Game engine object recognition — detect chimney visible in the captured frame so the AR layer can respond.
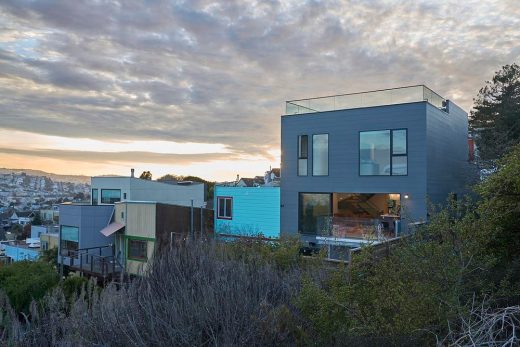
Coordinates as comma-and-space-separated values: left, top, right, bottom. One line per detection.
131, 168, 135, 178
236, 174, 239, 182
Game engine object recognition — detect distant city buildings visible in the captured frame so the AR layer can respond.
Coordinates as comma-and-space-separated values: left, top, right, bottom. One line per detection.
0, 171, 90, 212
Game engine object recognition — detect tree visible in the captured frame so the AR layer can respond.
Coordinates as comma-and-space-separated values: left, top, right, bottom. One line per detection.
157, 174, 215, 200
470, 63, 520, 162
475, 144, 520, 269
139, 171, 152, 180
31, 213, 42, 226
157, 173, 183, 182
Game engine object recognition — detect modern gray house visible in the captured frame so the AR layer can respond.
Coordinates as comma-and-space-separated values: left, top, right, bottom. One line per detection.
280, 85, 468, 247
58, 171, 206, 278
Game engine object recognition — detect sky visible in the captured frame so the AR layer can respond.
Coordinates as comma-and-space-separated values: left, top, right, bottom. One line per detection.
0, 0, 519, 181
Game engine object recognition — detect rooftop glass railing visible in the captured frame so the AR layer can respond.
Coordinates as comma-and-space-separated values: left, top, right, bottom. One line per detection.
285, 85, 446, 115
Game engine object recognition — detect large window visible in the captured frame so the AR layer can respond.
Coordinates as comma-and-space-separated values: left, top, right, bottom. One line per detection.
299, 193, 331, 235
217, 197, 232, 219
60, 225, 79, 256
313, 134, 329, 176
359, 129, 407, 176
101, 189, 121, 204
92, 188, 98, 205
128, 239, 147, 261
297, 135, 308, 176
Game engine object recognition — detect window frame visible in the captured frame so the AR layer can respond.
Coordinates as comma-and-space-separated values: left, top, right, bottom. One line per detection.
297, 135, 308, 176
127, 239, 148, 262
359, 128, 408, 177
60, 225, 79, 256
100, 189, 122, 204
216, 196, 233, 220
298, 192, 333, 235
92, 188, 98, 205
312, 133, 329, 177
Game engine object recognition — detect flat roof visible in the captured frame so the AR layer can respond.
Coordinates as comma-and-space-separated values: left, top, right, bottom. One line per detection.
285, 85, 446, 115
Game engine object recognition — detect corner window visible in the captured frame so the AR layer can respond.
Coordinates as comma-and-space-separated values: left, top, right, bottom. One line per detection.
101, 189, 121, 204
297, 135, 308, 176
299, 193, 331, 235
360, 129, 407, 176
313, 134, 328, 176
60, 225, 79, 256
128, 239, 147, 261
92, 189, 98, 205
217, 197, 232, 219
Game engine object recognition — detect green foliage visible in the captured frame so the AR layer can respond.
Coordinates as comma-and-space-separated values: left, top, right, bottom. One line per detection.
295, 196, 495, 344
40, 247, 58, 265
31, 213, 42, 226
475, 144, 520, 286
223, 236, 303, 270
61, 276, 88, 301
470, 63, 520, 161
0, 261, 59, 313
157, 173, 215, 199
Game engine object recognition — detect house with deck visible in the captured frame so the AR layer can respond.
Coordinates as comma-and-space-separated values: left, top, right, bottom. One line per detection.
102, 201, 213, 275
280, 85, 469, 254
58, 171, 206, 279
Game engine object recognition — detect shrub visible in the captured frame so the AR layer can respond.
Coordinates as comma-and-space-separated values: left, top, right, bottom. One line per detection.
0, 261, 59, 313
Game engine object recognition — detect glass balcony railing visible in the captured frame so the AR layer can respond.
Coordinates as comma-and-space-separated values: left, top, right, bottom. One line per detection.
285, 85, 446, 115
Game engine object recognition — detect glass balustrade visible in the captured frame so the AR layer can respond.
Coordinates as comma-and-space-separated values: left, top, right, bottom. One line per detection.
285, 85, 446, 115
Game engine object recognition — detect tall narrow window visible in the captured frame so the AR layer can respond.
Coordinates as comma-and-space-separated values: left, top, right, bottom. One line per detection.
299, 193, 331, 235
297, 135, 308, 176
92, 189, 98, 205
313, 134, 328, 176
391, 129, 407, 175
359, 129, 407, 176
60, 225, 79, 256
217, 197, 232, 219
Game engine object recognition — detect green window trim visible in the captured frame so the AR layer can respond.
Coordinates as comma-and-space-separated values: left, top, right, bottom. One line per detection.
124, 236, 155, 263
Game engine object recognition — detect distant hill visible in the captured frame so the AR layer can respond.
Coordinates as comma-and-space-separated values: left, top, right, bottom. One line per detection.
0, 168, 91, 184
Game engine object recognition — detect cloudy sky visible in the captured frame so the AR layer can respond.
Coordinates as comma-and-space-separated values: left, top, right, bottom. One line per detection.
0, 0, 519, 181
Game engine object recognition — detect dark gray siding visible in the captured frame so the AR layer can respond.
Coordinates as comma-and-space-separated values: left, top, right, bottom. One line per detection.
280, 102, 430, 236
59, 205, 114, 254
425, 101, 469, 204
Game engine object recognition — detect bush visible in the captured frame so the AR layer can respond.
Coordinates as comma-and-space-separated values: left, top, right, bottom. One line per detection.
0, 261, 59, 313
61, 276, 89, 301
0, 240, 305, 346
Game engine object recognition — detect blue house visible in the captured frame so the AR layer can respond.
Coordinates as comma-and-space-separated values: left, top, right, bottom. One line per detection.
3, 241, 40, 262
281, 85, 469, 248
214, 186, 280, 239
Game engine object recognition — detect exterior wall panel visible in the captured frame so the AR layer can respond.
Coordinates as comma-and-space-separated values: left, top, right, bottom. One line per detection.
426, 102, 469, 204
214, 186, 280, 238
281, 102, 429, 236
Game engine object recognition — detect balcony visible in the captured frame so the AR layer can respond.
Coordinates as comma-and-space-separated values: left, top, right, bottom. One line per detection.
285, 85, 446, 115
61, 245, 123, 279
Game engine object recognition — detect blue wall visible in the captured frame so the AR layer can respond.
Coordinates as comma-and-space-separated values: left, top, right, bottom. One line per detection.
4, 245, 39, 261
214, 186, 280, 239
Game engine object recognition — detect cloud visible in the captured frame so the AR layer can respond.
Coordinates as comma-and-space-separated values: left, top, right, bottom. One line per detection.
0, 0, 519, 178
0, 147, 233, 165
